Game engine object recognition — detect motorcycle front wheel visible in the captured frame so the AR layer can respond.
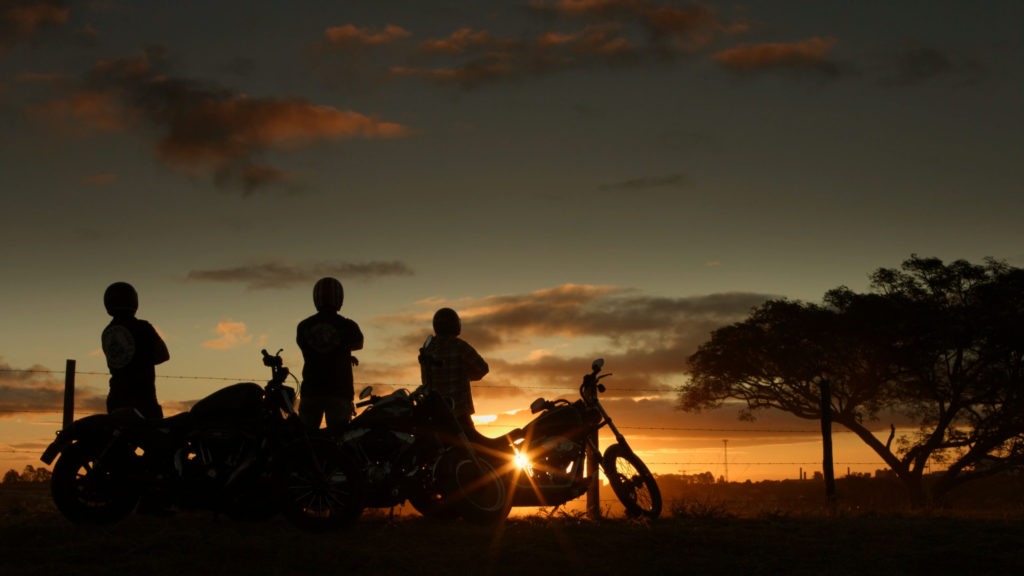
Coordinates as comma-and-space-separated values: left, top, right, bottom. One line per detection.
602, 443, 662, 519
51, 442, 140, 524
279, 438, 364, 532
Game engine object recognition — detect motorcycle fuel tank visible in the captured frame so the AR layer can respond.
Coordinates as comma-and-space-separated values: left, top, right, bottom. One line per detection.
189, 382, 265, 427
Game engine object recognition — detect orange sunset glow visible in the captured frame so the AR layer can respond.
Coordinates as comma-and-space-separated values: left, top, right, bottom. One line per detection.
1, 0, 1022, 497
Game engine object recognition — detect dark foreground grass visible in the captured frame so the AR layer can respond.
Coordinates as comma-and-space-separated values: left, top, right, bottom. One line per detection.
2, 485, 1023, 576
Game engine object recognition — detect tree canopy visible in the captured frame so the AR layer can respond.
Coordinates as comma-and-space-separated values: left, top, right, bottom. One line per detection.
679, 255, 1024, 504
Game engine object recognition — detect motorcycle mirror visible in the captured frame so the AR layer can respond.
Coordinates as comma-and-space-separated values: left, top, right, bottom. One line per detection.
530, 398, 546, 414
592, 358, 604, 372
359, 386, 373, 399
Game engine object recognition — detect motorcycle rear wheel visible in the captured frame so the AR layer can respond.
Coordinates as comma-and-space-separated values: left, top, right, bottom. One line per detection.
408, 489, 461, 521
51, 442, 140, 524
279, 439, 364, 532
602, 443, 662, 519
441, 448, 510, 524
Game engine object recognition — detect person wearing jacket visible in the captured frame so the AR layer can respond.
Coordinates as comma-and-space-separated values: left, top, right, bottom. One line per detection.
101, 281, 170, 420
419, 307, 489, 436
296, 276, 364, 433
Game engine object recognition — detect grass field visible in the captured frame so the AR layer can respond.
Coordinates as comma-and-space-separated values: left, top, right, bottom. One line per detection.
3, 482, 1024, 576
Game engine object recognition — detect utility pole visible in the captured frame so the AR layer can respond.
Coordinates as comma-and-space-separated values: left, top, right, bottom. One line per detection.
819, 377, 837, 508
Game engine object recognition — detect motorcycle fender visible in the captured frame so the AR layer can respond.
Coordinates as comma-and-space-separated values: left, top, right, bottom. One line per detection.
39, 414, 117, 465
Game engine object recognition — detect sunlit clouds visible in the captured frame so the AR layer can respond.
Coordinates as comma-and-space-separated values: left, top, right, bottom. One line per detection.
324, 24, 412, 47
31, 89, 127, 133
329, 1, 748, 89
31, 47, 411, 193
14, 0, 961, 198
712, 37, 840, 76
383, 283, 775, 399
202, 320, 257, 351
3, 0, 1020, 481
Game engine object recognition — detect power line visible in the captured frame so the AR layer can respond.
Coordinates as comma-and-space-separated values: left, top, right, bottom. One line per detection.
2, 368, 678, 393
645, 461, 883, 466
0, 408, 821, 435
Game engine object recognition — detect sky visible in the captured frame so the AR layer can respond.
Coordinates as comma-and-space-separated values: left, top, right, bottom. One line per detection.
1, 0, 1022, 483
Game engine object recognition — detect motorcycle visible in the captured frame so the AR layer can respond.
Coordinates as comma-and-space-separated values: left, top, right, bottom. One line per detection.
337, 375, 509, 524
40, 349, 363, 531
484, 358, 663, 519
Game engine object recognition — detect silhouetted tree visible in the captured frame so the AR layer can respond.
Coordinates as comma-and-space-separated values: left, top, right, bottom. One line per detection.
1, 466, 51, 484
21, 464, 51, 483
679, 255, 1024, 505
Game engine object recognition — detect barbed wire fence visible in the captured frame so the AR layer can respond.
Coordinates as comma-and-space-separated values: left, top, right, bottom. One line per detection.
0, 366, 884, 478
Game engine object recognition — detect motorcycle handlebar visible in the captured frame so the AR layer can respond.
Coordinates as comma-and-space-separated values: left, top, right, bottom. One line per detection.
261, 348, 284, 368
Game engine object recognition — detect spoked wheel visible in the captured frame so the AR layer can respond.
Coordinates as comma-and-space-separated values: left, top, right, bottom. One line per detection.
441, 448, 510, 525
602, 443, 662, 519
51, 442, 140, 524
279, 439, 364, 532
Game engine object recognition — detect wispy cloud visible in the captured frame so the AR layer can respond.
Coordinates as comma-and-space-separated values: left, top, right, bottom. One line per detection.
876, 46, 982, 87
187, 258, 415, 290
884, 47, 951, 85
32, 47, 412, 193
600, 173, 690, 192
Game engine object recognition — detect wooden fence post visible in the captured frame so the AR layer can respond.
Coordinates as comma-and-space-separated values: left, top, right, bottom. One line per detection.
63, 359, 76, 431
586, 429, 601, 519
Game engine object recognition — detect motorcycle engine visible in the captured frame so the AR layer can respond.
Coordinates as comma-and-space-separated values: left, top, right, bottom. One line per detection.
356, 429, 415, 489
530, 435, 582, 482
177, 427, 259, 485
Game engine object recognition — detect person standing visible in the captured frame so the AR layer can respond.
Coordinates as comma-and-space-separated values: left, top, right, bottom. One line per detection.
419, 307, 489, 435
296, 277, 364, 433
101, 281, 169, 419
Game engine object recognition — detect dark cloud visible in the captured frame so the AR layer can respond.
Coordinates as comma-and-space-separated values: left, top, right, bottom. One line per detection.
0, 358, 105, 418
600, 172, 690, 192
0, 0, 68, 57
33, 47, 411, 193
186, 258, 415, 290
470, 286, 769, 342
879, 47, 955, 86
